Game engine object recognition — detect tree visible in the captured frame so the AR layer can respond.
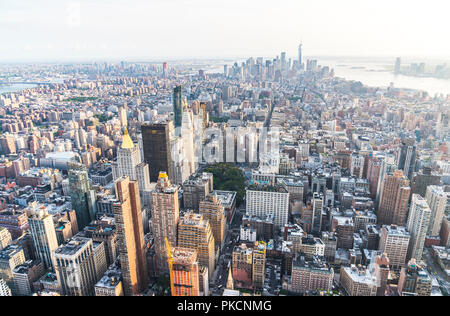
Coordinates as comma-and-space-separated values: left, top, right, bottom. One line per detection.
204, 163, 246, 206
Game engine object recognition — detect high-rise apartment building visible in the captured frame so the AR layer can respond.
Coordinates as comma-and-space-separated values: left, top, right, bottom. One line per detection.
0, 245, 26, 294
199, 195, 226, 250
246, 185, 289, 228
151, 172, 179, 275
68, 162, 96, 231
52, 236, 98, 296
168, 246, 200, 296
379, 225, 410, 269
26, 205, 58, 269
378, 170, 411, 226
411, 167, 441, 198
407, 194, 431, 261
0, 278, 11, 296
113, 177, 148, 296
0, 227, 12, 251
142, 122, 174, 182
177, 212, 215, 279
425, 185, 450, 237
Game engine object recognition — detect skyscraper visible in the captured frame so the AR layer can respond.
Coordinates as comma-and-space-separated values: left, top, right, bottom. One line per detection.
112, 129, 151, 207
142, 122, 174, 183
177, 212, 215, 279
68, 162, 96, 231
378, 170, 411, 226
173, 85, 183, 129
379, 225, 410, 269
425, 185, 450, 237
298, 43, 303, 69
113, 176, 148, 296
398, 139, 417, 180
407, 194, 431, 261
199, 195, 226, 250
26, 205, 58, 269
52, 237, 97, 296
167, 245, 200, 296
151, 172, 179, 275
394, 57, 401, 75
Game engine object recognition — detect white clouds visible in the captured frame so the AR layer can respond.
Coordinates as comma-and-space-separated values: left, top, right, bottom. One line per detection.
0, 0, 449, 61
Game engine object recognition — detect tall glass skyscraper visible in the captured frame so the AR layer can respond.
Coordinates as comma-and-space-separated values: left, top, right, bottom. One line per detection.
68, 162, 96, 231
173, 85, 183, 129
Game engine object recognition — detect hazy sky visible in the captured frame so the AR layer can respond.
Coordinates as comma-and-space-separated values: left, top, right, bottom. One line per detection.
1, 0, 449, 62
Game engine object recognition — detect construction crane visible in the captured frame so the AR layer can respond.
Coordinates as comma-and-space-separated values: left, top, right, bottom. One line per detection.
165, 237, 175, 296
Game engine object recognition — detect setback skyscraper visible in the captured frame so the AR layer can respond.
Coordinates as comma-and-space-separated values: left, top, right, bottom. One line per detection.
113, 176, 148, 296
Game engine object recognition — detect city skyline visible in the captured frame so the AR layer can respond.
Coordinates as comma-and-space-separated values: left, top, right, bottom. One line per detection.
1, 0, 450, 62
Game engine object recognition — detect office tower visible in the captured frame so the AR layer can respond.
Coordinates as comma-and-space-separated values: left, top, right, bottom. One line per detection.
0, 278, 11, 296
394, 57, 401, 74
321, 232, 337, 262
222, 86, 232, 101
83, 218, 118, 267
398, 259, 432, 296
232, 244, 253, 289
398, 139, 417, 180
312, 193, 323, 235
52, 236, 97, 296
0, 245, 26, 293
379, 225, 410, 269
411, 167, 441, 198
340, 265, 377, 296
118, 107, 127, 128
151, 172, 179, 275
252, 241, 266, 290
142, 122, 174, 182
407, 194, 431, 261
168, 246, 200, 296
178, 212, 215, 279
68, 163, 96, 231
199, 195, 226, 250
180, 108, 196, 178
378, 170, 411, 226
113, 177, 148, 296
173, 85, 183, 129
332, 216, 354, 249
183, 172, 214, 209
373, 253, 390, 296
425, 185, 450, 237
26, 207, 58, 269
291, 255, 334, 294
246, 185, 289, 228
375, 155, 397, 208
0, 227, 12, 250
12, 259, 44, 296
298, 43, 303, 69
112, 129, 152, 207
162, 62, 168, 78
